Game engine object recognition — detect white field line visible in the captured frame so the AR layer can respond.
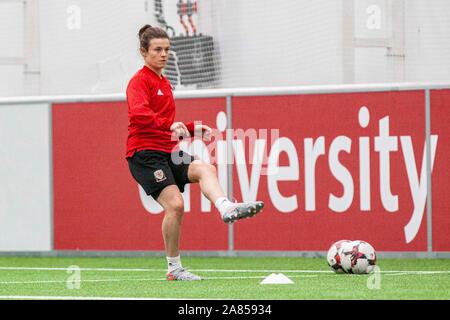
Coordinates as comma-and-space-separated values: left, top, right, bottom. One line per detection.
0, 270, 448, 286
0, 267, 327, 273
0, 266, 449, 274
0, 278, 166, 285
0, 296, 216, 300
0, 274, 317, 285
383, 271, 450, 276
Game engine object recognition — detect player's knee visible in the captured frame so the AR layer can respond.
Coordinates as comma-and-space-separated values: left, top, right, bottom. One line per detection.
206, 163, 216, 175
170, 198, 185, 216
190, 161, 216, 179
197, 162, 216, 175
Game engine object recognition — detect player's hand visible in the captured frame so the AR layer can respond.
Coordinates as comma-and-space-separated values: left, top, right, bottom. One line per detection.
170, 122, 190, 140
195, 124, 212, 141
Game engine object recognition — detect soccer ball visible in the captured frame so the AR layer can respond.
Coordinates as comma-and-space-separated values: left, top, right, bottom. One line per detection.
340, 240, 377, 274
327, 240, 351, 273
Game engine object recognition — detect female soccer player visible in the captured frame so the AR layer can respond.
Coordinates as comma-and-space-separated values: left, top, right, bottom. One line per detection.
126, 25, 264, 281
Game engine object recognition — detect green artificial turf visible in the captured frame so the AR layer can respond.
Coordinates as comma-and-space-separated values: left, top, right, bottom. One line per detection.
0, 256, 448, 300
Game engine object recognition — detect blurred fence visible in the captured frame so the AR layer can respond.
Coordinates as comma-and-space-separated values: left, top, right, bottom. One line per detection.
0, 0, 450, 96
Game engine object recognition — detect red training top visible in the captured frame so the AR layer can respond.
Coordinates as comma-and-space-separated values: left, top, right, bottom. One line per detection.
125, 65, 194, 158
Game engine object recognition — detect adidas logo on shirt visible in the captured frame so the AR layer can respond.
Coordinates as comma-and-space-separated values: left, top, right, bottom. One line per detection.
157, 89, 164, 96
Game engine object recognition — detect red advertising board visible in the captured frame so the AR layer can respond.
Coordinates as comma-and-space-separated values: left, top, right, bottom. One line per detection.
232, 91, 429, 251
53, 98, 228, 250
430, 89, 450, 251
52, 90, 449, 252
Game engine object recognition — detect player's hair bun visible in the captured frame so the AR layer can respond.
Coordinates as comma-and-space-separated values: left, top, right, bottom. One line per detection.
138, 24, 152, 39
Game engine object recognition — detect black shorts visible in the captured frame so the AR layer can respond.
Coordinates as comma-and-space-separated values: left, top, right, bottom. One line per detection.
127, 149, 195, 200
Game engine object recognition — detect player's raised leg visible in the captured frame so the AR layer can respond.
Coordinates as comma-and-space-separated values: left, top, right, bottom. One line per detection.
187, 160, 264, 223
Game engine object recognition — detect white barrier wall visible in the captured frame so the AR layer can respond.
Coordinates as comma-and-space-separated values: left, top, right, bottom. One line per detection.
0, 103, 52, 251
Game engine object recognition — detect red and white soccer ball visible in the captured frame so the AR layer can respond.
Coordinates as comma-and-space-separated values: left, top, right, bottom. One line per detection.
326, 240, 352, 274
340, 240, 377, 274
